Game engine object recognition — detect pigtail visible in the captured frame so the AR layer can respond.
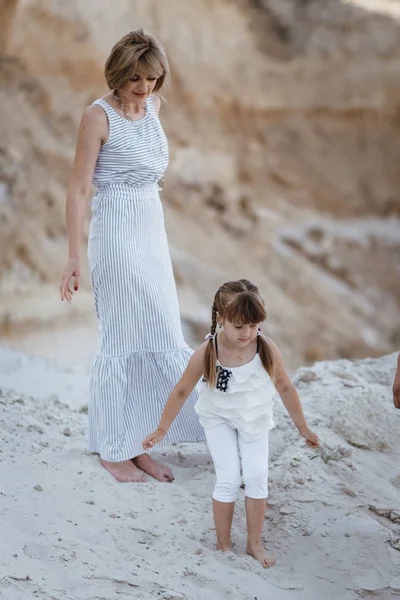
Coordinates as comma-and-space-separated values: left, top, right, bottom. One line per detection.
203, 300, 218, 387
257, 334, 275, 381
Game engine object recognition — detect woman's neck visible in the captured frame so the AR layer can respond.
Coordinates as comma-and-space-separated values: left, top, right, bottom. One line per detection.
113, 91, 144, 114
122, 100, 143, 113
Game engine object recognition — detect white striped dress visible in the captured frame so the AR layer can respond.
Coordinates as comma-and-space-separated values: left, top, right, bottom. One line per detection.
87, 96, 205, 462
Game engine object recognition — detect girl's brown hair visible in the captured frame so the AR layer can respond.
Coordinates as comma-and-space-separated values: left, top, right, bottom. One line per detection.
203, 279, 275, 387
104, 29, 169, 92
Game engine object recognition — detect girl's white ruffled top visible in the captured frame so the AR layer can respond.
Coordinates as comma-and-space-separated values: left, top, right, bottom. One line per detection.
195, 354, 276, 442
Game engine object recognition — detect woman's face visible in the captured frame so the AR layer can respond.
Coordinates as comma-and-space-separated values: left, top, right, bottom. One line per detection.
120, 71, 157, 105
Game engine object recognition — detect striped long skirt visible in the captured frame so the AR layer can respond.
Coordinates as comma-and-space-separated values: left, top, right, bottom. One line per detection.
87, 183, 205, 461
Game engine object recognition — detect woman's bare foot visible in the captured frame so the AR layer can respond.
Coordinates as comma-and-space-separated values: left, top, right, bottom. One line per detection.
100, 459, 147, 483
246, 543, 275, 568
133, 453, 174, 482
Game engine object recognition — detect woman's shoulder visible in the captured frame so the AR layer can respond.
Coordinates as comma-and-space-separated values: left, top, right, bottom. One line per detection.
87, 93, 117, 114
77, 103, 109, 145
82, 102, 109, 123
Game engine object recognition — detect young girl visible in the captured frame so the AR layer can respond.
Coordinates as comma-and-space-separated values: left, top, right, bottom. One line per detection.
143, 279, 319, 568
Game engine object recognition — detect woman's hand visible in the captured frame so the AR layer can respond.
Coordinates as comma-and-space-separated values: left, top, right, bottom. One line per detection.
60, 258, 81, 303
142, 428, 166, 450
298, 424, 319, 448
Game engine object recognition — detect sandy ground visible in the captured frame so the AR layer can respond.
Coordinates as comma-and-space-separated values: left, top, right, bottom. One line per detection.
0, 347, 399, 600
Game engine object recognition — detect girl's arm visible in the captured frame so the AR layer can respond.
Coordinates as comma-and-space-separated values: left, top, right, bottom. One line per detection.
142, 343, 207, 449
60, 105, 107, 302
268, 338, 319, 448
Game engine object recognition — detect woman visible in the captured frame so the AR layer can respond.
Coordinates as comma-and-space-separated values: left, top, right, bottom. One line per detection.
60, 29, 204, 482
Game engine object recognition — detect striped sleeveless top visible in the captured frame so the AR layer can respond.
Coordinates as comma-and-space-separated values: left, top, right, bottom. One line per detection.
91, 96, 169, 190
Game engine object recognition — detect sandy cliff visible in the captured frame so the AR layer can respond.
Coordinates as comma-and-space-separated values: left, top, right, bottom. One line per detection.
1, 0, 399, 369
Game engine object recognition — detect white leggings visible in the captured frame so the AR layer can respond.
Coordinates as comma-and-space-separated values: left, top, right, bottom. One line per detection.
205, 422, 269, 503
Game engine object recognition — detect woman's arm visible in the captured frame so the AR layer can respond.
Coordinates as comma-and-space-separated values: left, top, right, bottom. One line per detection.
267, 337, 319, 447
60, 105, 107, 302
143, 343, 206, 449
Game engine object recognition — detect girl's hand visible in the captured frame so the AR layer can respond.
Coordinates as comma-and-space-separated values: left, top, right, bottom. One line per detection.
393, 367, 400, 409
298, 424, 319, 448
60, 258, 81, 303
142, 428, 166, 450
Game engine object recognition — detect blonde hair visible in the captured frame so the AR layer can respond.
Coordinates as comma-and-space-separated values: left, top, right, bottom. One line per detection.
203, 279, 275, 387
104, 29, 169, 92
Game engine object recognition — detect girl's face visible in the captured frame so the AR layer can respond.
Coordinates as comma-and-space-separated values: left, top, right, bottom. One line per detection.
220, 319, 259, 347
120, 71, 157, 105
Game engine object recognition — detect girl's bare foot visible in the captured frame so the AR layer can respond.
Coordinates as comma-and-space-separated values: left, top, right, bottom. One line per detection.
133, 453, 174, 482
246, 543, 275, 568
216, 542, 233, 552
100, 459, 147, 482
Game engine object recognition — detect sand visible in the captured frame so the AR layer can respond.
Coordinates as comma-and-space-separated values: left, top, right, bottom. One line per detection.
0, 347, 399, 600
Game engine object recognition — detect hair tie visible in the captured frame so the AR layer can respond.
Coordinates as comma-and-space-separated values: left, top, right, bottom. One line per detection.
257, 327, 262, 337
205, 333, 214, 341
